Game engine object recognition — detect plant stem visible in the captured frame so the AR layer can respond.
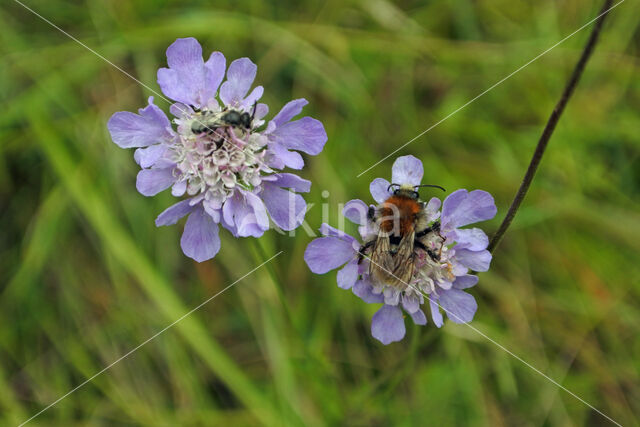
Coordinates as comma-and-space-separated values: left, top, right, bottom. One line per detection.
250, 238, 293, 317
488, 0, 614, 254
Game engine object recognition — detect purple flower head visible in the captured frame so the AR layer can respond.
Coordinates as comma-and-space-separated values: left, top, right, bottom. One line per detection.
304, 155, 496, 344
108, 38, 327, 262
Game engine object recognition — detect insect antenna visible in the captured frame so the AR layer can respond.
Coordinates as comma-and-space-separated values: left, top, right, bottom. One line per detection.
387, 183, 401, 192
413, 184, 446, 192
250, 101, 258, 121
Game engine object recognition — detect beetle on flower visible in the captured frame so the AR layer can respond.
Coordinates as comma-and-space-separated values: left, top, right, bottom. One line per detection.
304, 155, 496, 344
108, 38, 327, 262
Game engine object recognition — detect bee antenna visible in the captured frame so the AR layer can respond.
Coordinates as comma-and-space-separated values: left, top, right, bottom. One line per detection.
250, 101, 258, 120
387, 183, 401, 192
413, 184, 446, 192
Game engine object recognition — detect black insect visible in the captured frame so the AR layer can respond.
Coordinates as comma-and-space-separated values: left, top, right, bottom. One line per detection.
190, 103, 257, 135
190, 113, 217, 135
218, 109, 253, 129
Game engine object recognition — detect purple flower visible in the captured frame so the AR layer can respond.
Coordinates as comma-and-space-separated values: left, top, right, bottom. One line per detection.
108, 38, 327, 262
304, 155, 496, 344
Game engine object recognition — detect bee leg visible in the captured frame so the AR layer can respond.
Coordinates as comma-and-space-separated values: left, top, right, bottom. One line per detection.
416, 220, 441, 238
415, 228, 431, 238
427, 249, 440, 262
414, 240, 440, 262
358, 240, 375, 264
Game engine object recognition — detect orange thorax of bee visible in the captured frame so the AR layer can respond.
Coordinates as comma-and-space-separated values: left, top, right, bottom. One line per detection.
379, 195, 421, 235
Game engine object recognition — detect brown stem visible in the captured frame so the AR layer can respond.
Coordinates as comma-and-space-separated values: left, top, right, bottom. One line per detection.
488, 0, 614, 254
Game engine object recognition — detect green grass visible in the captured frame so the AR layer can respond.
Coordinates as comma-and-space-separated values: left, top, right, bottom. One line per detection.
1, 0, 639, 425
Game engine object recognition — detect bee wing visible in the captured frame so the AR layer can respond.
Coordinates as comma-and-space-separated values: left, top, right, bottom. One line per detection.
391, 230, 415, 287
369, 233, 396, 284
369, 230, 416, 288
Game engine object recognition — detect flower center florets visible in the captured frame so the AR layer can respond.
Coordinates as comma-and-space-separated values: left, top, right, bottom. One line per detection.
398, 231, 452, 294
169, 107, 270, 201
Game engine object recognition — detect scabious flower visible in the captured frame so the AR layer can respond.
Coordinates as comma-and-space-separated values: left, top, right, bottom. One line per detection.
304, 155, 496, 344
108, 38, 327, 261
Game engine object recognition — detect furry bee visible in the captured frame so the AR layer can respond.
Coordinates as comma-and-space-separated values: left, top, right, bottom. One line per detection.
190, 103, 257, 135
359, 183, 445, 288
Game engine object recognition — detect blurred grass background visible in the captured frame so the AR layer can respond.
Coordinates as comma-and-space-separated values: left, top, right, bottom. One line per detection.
1, 0, 639, 425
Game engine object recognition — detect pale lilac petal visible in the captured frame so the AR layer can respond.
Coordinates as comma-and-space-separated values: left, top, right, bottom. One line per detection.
441, 190, 466, 225
409, 308, 427, 326
270, 117, 327, 155
370, 178, 391, 203
247, 191, 270, 230
391, 155, 423, 186
337, 259, 359, 289
108, 97, 172, 148
455, 249, 492, 272
262, 173, 311, 192
170, 102, 194, 119
450, 260, 469, 277
449, 228, 489, 251
202, 199, 221, 222
371, 305, 406, 345
254, 103, 269, 121
319, 224, 359, 247
267, 143, 304, 170
429, 298, 443, 328
189, 194, 205, 206
220, 200, 238, 236
136, 168, 176, 196
165, 37, 201, 69
442, 189, 497, 230
155, 199, 196, 226
221, 191, 269, 238
180, 207, 221, 262
402, 294, 420, 313
153, 157, 176, 170
221, 193, 238, 235
157, 38, 211, 107
438, 289, 477, 324
171, 180, 187, 197
453, 275, 479, 289
437, 278, 454, 290
134, 144, 168, 168
357, 261, 368, 275
271, 99, 308, 128
219, 58, 257, 106
265, 121, 276, 134
352, 278, 384, 303
384, 288, 401, 306
425, 197, 442, 222
204, 51, 226, 96
304, 237, 356, 274
241, 86, 264, 109
240, 191, 270, 236
343, 199, 369, 225
260, 183, 306, 231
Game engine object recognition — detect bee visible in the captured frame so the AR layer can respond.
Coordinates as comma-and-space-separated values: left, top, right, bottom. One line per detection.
190, 103, 257, 135
358, 183, 445, 288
